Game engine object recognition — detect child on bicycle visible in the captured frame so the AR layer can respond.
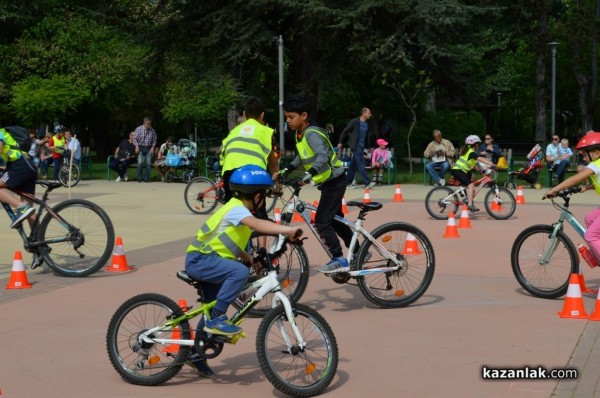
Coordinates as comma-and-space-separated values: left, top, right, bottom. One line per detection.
0, 127, 37, 228
184, 164, 299, 377
544, 131, 600, 260
450, 135, 496, 212
281, 93, 355, 274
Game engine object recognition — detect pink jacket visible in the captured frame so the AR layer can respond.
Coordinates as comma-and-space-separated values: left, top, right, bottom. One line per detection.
371, 148, 390, 165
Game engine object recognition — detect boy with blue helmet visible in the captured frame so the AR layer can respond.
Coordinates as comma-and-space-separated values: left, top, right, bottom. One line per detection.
184, 165, 299, 377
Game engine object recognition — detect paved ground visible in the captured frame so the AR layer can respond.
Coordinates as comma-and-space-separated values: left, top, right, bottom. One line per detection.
1, 180, 600, 397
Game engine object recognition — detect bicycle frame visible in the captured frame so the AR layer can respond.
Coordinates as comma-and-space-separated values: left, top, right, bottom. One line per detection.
137, 270, 305, 350
277, 186, 403, 277
538, 199, 586, 265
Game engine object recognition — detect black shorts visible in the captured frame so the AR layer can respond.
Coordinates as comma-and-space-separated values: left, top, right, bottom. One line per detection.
0, 157, 37, 195
450, 169, 473, 187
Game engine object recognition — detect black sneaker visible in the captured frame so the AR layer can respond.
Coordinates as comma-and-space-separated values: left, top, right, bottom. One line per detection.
31, 253, 44, 270
186, 355, 214, 378
467, 204, 480, 212
11, 204, 34, 228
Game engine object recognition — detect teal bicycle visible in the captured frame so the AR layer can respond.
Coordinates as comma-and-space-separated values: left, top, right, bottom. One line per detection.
106, 231, 338, 397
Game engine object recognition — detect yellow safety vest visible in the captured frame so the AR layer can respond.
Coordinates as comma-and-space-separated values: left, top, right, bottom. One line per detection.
220, 119, 273, 173
0, 129, 23, 163
295, 128, 342, 184
52, 135, 66, 154
452, 148, 476, 172
589, 158, 600, 196
186, 198, 252, 259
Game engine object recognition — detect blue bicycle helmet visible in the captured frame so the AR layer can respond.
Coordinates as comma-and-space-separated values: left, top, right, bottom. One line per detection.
229, 165, 273, 194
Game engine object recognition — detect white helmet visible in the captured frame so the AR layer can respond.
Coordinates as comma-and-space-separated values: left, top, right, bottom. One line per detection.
465, 135, 481, 145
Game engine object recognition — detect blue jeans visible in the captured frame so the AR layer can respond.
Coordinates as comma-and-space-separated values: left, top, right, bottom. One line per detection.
137, 147, 152, 181
184, 252, 249, 314
52, 157, 63, 180
425, 160, 450, 182
346, 148, 371, 186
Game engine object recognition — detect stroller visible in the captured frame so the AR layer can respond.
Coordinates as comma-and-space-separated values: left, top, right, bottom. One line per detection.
164, 138, 200, 183
505, 144, 544, 189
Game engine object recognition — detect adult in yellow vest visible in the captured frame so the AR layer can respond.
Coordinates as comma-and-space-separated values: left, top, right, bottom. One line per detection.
545, 131, 600, 260
0, 127, 37, 229
184, 165, 300, 376
219, 97, 279, 219
48, 127, 66, 181
282, 94, 354, 274
450, 135, 496, 212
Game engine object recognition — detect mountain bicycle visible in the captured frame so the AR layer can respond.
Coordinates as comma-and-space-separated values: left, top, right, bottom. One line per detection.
424, 169, 516, 220
58, 150, 81, 187
2, 180, 115, 277
511, 186, 589, 299
271, 176, 435, 308
106, 231, 339, 397
183, 170, 278, 215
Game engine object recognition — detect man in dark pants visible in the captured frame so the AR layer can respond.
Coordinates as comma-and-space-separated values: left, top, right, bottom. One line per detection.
282, 94, 355, 273
338, 107, 376, 189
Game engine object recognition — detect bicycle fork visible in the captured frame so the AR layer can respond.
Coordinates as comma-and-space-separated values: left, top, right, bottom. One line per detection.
538, 222, 564, 265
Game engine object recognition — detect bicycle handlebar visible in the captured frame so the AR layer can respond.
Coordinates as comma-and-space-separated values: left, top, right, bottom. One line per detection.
557, 185, 582, 198
252, 229, 304, 269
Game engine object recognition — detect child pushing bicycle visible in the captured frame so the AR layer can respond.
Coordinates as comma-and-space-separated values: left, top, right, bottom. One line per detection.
544, 131, 600, 261
184, 164, 299, 377
450, 135, 497, 212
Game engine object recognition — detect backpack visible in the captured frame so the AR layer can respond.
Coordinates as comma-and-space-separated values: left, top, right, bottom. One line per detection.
1, 126, 31, 153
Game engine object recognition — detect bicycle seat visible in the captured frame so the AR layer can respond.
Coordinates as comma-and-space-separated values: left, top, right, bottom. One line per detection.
36, 180, 64, 191
346, 201, 383, 212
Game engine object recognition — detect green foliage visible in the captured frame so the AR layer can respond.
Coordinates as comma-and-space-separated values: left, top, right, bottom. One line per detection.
11, 75, 91, 124
414, 110, 486, 147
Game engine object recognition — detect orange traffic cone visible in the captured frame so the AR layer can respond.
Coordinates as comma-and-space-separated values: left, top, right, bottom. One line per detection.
362, 188, 371, 204
287, 197, 303, 222
310, 201, 319, 223
578, 265, 598, 294
401, 233, 422, 254
273, 207, 281, 224
443, 212, 460, 238
515, 186, 525, 204
106, 237, 133, 272
557, 273, 589, 319
341, 196, 349, 214
490, 197, 502, 212
163, 300, 192, 353
457, 204, 472, 229
5, 251, 32, 289
393, 184, 404, 202
588, 288, 600, 321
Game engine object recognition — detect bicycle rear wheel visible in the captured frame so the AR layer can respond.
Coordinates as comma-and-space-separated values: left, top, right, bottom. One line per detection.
424, 186, 459, 220
184, 176, 221, 214
511, 225, 577, 299
256, 304, 338, 397
106, 293, 191, 386
484, 187, 516, 220
59, 163, 81, 187
233, 232, 310, 317
355, 222, 435, 308
38, 199, 114, 277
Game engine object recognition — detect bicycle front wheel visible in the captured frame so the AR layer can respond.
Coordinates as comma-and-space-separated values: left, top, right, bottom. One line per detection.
59, 163, 81, 187
511, 225, 577, 299
38, 199, 114, 277
233, 232, 310, 317
356, 222, 435, 308
184, 177, 220, 214
424, 186, 459, 220
256, 303, 338, 397
484, 187, 516, 220
106, 293, 191, 386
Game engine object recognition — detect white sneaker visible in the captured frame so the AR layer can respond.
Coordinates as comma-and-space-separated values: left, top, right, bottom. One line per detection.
438, 179, 445, 186
115, 176, 121, 182
366, 181, 376, 189
124, 175, 128, 181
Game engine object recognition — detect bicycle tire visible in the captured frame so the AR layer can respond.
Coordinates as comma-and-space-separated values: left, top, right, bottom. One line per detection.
355, 222, 435, 308
256, 303, 338, 397
58, 163, 81, 187
424, 186, 459, 220
106, 293, 191, 386
484, 187, 516, 220
511, 225, 577, 299
232, 232, 310, 317
184, 176, 221, 214
38, 199, 115, 277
